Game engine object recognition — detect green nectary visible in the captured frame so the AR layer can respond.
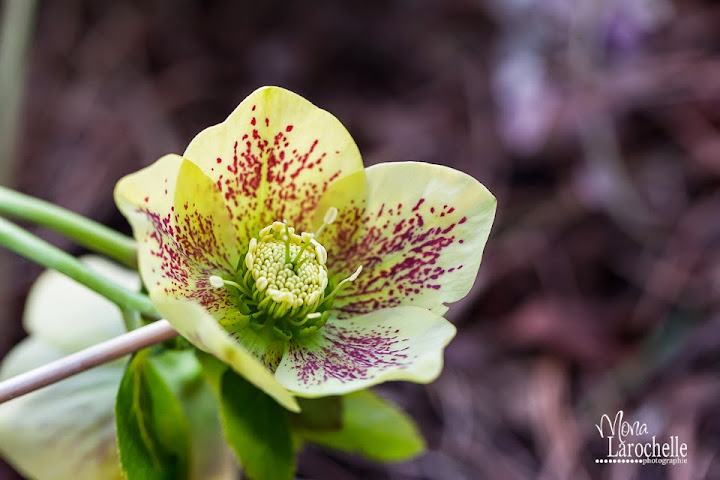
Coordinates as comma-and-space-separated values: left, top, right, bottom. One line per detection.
211, 218, 361, 341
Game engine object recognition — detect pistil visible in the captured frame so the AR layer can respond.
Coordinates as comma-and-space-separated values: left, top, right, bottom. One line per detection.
208, 209, 360, 341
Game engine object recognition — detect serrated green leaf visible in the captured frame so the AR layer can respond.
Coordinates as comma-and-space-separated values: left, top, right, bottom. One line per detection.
299, 390, 426, 462
290, 396, 342, 431
116, 349, 191, 480
219, 369, 294, 480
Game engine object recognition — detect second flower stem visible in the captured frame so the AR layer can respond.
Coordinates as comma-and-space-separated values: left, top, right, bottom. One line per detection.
0, 319, 178, 404
0, 216, 157, 317
0, 186, 137, 268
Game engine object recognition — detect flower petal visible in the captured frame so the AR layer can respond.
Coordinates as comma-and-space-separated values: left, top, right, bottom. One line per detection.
183, 86, 365, 241
226, 325, 287, 372
117, 131, 295, 406
115, 155, 241, 320
274, 306, 456, 396
328, 161, 496, 317
311, 169, 368, 252
151, 296, 299, 412
0, 337, 125, 480
23, 255, 135, 352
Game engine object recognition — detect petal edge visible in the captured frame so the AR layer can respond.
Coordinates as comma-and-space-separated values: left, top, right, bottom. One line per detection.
151, 296, 300, 412
274, 306, 456, 397
330, 161, 496, 316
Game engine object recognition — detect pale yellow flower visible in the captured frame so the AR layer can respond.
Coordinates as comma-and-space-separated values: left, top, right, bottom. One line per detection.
115, 87, 496, 411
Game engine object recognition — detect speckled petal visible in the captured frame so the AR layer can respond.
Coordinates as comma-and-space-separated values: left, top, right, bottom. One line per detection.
328, 162, 496, 317
183, 86, 365, 242
115, 155, 288, 403
152, 296, 299, 412
115, 155, 243, 323
0, 337, 125, 480
225, 325, 287, 372
310, 169, 368, 251
274, 306, 456, 396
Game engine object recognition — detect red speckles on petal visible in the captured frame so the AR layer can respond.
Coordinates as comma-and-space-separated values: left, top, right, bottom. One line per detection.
136, 202, 235, 316
211, 122, 345, 237
330, 200, 467, 316
216, 157, 222, 164
251, 117, 256, 126
286, 323, 413, 387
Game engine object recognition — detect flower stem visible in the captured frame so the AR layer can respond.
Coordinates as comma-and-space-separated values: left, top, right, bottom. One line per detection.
0, 216, 156, 316
0, 0, 38, 185
0, 319, 178, 404
121, 309, 143, 332
0, 186, 137, 268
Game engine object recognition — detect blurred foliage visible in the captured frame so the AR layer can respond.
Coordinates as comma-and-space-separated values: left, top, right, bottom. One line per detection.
3, 0, 720, 478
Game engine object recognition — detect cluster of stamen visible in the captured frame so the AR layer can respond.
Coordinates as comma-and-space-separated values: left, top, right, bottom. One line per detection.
247, 221, 328, 316
209, 208, 361, 341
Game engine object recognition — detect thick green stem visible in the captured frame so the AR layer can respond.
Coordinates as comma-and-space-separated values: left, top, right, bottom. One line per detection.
0, 216, 156, 316
121, 309, 143, 332
0, 186, 137, 268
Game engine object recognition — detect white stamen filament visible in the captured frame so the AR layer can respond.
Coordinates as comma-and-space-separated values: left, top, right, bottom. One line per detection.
311, 239, 327, 265
245, 238, 257, 269
327, 265, 362, 299
315, 206, 338, 238
324, 207, 338, 224
255, 276, 269, 291
307, 290, 320, 305
209, 275, 243, 291
283, 221, 291, 264
287, 311, 322, 327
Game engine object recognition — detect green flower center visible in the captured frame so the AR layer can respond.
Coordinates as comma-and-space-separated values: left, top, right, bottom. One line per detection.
209, 210, 361, 341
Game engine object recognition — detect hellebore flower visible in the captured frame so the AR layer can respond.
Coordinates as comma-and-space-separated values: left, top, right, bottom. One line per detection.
0, 256, 235, 480
115, 86, 496, 411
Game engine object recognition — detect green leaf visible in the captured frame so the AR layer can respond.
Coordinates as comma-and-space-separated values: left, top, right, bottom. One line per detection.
154, 348, 237, 480
299, 390, 426, 462
115, 349, 192, 480
290, 396, 342, 431
219, 369, 294, 480
148, 348, 203, 392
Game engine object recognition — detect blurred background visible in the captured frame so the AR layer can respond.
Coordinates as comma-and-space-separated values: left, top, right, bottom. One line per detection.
1, 0, 719, 478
